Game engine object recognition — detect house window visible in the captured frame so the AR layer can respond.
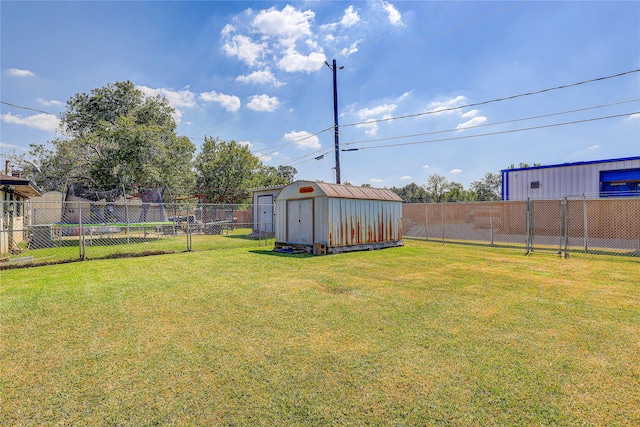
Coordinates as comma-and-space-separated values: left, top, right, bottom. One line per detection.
530, 181, 540, 189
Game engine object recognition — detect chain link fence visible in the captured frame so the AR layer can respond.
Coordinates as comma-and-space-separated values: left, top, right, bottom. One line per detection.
403, 198, 640, 257
3, 197, 639, 267
1, 200, 275, 268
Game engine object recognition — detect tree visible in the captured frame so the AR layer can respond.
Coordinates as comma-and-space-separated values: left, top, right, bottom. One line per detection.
507, 162, 542, 169
423, 174, 449, 202
251, 164, 298, 189
194, 137, 260, 203
469, 172, 502, 201
390, 182, 428, 203
443, 181, 471, 202
30, 81, 195, 192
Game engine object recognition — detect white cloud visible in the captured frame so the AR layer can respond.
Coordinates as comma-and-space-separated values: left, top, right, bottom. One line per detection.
5, 68, 35, 77
426, 96, 467, 115
221, 24, 235, 37
461, 109, 480, 118
1, 112, 59, 132
354, 103, 398, 136
256, 152, 273, 162
456, 116, 487, 129
284, 130, 321, 149
137, 85, 196, 122
247, 94, 280, 112
200, 90, 241, 112
355, 119, 379, 136
278, 49, 326, 72
37, 98, 64, 107
382, 2, 403, 25
369, 178, 383, 183
137, 85, 196, 108
340, 41, 360, 57
422, 164, 430, 169
236, 69, 283, 87
340, 5, 360, 27
449, 169, 463, 175
628, 113, 640, 120
221, 33, 267, 67
586, 145, 600, 151
400, 175, 411, 180
253, 5, 314, 44
357, 103, 397, 119
0, 141, 28, 152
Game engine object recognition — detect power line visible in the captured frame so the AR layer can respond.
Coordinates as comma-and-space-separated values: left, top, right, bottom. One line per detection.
341, 99, 640, 147
0, 101, 61, 117
339, 69, 640, 129
342, 111, 639, 152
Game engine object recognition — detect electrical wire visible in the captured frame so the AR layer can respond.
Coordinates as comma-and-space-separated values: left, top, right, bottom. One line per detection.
341, 99, 640, 147
342, 111, 639, 152
339, 69, 640, 129
0, 101, 61, 117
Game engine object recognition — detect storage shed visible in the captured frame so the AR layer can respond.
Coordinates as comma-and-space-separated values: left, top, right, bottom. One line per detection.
274, 181, 403, 254
501, 156, 640, 200
250, 185, 283, 235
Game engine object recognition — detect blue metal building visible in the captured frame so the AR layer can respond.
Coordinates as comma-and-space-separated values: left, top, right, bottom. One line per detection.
501, 156, 640, 200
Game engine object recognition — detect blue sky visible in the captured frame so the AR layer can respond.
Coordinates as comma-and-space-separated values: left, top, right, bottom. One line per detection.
1, 1, 639, 188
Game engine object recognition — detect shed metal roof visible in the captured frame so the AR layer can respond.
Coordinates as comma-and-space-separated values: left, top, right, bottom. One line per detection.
315, 182, 401, 201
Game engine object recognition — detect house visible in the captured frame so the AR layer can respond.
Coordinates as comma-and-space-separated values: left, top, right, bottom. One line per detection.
501, 156, 640, 200
274, 181, 403, 254
1, 174, 43, 254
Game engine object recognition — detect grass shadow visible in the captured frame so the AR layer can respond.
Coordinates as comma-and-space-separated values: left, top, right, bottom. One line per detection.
248, 249, 314, 258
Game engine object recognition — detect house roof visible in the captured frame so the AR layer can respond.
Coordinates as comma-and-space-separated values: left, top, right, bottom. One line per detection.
0, 175, 43, 198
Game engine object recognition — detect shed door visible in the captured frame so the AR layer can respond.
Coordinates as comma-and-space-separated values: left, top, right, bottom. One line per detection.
287, 198, 313, 245
257, 195, 274, 232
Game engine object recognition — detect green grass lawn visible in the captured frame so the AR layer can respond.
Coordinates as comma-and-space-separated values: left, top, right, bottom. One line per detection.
1, 241, 638, 426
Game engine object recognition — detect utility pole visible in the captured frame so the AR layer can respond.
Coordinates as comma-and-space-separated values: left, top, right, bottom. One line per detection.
325, 59, 344, 184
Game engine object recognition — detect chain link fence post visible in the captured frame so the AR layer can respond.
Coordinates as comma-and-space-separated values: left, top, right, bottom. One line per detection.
525, 198, 531, 255
583, 195, 588, 252
564, 196, 570, 259
441, 201, 445, 245
489, 200, 494, 246
79, 201, 86, 260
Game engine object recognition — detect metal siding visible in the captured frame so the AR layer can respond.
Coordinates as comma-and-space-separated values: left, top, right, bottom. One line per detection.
324, 197, 402, 248
274, 199, 287, 242
314, 196, 328, 246
504, 159, 640, 200
287, 198, 313, 244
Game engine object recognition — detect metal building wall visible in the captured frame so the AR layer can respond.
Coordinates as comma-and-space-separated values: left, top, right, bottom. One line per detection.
502, 157, 640, 200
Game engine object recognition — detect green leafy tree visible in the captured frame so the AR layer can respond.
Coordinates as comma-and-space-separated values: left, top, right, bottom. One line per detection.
252, 165, 298, 188
390, 182, 429, 203
469, 172, 502, 201
30, 81, 195, 193
194, 137, 260, 203
194, 137, 298, 202
443, 181, 472, 202
423, 174, 449, 202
